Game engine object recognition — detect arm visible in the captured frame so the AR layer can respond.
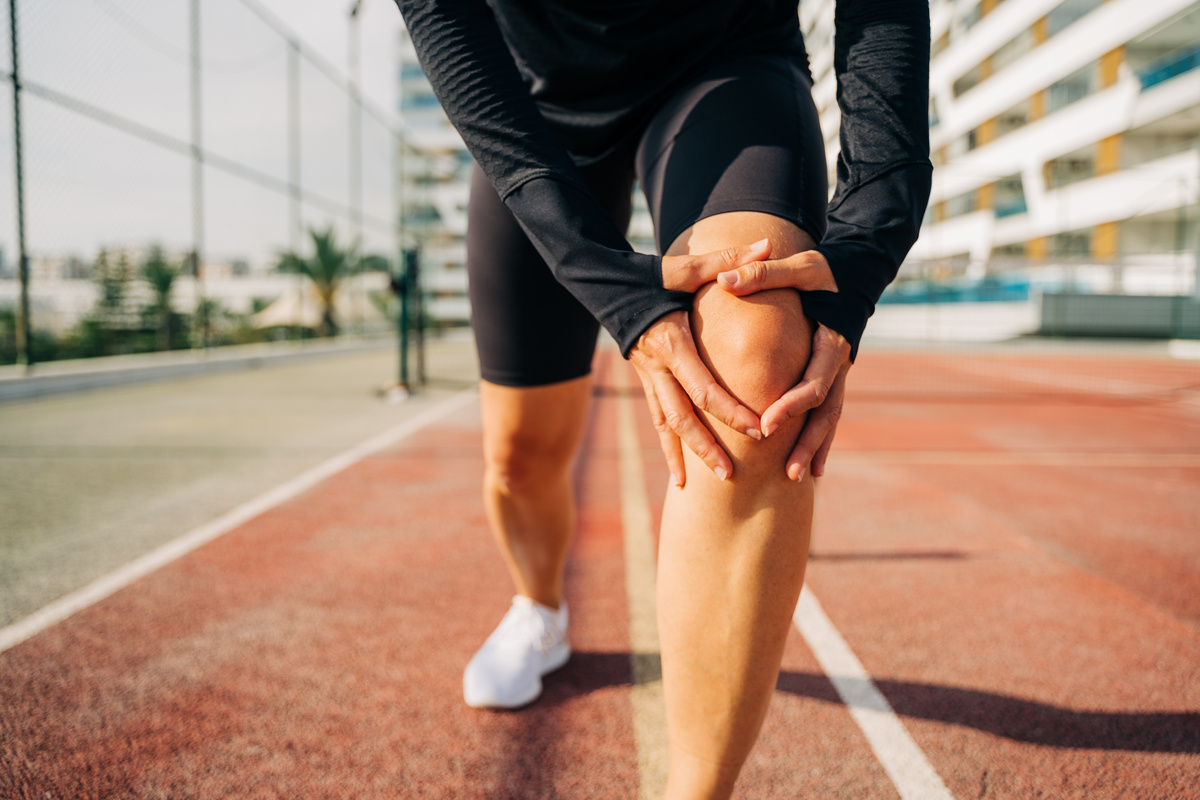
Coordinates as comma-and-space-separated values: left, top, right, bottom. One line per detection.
716, 0, 933, 478
803, 0, 933, 363
393, 0, 764, 479
395, 0, 690, 355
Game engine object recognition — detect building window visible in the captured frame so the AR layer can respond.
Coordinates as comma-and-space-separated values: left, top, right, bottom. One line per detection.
953, 63, 985, 97
1048, 229, 1091, 257
993, 242, 1027, 259
947, 129, 977, 159
1045, 145, 1096, 189
401, 93, 442, 111
945, 190, 978, 219
1046, 0, 1104, 37
994, 174, 1027, 217
1046, 62, 1097, 113
993, 27, 1036, 72
995, 98, 1032, 138
403, 205, 440, 226
962, 4, 983, 31
932, 31, 951, 59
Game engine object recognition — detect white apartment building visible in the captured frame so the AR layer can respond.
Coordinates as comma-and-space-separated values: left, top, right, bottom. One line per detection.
802, 0, 1200, 294
397, 27, 473, 325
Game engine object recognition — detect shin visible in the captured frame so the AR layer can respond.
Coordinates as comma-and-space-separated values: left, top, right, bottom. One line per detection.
658, 213, 816, 799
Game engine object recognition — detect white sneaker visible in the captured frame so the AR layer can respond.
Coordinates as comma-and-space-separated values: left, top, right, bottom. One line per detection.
463, 595, 570, 709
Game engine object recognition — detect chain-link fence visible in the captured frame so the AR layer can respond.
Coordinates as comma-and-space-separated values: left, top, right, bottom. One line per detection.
0, 0, 406, 366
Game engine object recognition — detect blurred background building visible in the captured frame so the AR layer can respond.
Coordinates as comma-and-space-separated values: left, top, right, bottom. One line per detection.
396, 26, 470, 326
803, 0, 1200, 342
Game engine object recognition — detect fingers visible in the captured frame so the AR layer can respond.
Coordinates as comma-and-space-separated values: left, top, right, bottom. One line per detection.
629, 311, 763, 480
660, 237, 772, 292
650, 365, 733, 481
786, 386, 844, 481
760, 331, 846, 437
759, 324, 852, 481
716, 249, 838, 296
810, 416, 839, 478
670, 346, 763, 445
635, 366, 686, 487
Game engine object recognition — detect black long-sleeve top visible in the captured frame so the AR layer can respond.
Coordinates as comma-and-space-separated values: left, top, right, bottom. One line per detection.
393, 0, 932, 360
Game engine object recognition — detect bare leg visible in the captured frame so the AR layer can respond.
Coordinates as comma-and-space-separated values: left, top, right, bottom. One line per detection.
479, 376, 593, 610
659, 213, 817, 799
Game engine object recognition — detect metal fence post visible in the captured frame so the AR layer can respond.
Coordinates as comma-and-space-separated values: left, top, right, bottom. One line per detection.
413, 250, 425, 386
396, 247, 415, 389
9, 0, 30, 370
348, 1, 364, 336
190, 0, 207, 350
288, 38, 304, 340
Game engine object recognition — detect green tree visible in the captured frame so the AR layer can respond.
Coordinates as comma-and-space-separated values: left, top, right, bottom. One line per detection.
141, 245, 179, 351
76, 248, 136, 356
191, 296, 225, 348
94, 248, 130, 323
277, 227, 385, 337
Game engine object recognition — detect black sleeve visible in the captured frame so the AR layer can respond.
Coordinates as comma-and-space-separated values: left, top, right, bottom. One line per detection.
805, 0, 933, 361
393, 0, 692, 356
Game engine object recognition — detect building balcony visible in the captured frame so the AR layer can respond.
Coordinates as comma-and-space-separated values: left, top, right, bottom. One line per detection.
1139, 41, 1200, 89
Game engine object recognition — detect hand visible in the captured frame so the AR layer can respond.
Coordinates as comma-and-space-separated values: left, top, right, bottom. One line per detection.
629, 238, 774, 487
716, 249, 852, 481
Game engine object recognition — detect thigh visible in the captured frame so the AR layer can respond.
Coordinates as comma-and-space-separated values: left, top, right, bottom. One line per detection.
466, 161, 634, 388
635, 52, 828, 255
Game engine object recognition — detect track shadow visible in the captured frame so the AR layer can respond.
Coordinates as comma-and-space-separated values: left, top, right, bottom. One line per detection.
809, 551, 970, 562
533, 654, 1199, 753
778, 672, 1200, 753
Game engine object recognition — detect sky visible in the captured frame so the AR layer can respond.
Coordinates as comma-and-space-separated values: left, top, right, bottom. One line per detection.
0, 0, 410, 272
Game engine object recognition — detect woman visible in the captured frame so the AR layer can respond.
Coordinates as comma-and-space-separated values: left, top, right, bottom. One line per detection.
392, 1, 931, 796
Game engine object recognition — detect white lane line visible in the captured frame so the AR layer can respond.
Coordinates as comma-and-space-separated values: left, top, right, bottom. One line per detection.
0, 388, 478, 655
614, 360, 669, 800
1169, 340, 1200, 360
794, 588, 954, 800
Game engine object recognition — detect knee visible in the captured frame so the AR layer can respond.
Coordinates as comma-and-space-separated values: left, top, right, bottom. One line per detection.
690, 283, 812, 417
484, 426, 576, 496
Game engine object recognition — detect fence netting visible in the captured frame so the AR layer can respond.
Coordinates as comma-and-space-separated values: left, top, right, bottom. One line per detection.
0, 0, 402, 362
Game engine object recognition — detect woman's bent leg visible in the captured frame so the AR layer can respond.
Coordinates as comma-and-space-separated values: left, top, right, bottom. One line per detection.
659, 212, 816, 799
479, 376, 593, 610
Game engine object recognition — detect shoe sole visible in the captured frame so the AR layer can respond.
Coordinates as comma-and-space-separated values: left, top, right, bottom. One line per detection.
463, 643, 571, 710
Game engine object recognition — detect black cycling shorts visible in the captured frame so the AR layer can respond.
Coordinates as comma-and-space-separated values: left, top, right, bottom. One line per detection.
466, 52, 827, 387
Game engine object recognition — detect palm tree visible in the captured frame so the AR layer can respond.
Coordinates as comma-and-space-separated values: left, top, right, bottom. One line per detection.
277, 227, 361, 337
141, 245, 178, 351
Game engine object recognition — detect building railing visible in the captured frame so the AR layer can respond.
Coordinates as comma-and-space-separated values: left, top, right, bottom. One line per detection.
1139, 42, 1200, 90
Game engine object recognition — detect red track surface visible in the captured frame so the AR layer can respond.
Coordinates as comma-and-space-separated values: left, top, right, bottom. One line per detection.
3, 349, 1199, 798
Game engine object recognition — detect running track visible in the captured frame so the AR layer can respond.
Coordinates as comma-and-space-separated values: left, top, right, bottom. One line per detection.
2, 348, 1198, 798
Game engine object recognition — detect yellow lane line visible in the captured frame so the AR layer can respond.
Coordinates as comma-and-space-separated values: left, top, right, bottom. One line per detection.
614, 361, 669, 800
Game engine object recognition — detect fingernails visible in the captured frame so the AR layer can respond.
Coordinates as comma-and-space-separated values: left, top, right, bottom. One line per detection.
750, 237, 769, 250
670, 473, 681, 487
714, 466, 729, 482
718, 271, 739, 288
763, 423, 778, 438
792, 466, 806, 482
746, 427, 762, 441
